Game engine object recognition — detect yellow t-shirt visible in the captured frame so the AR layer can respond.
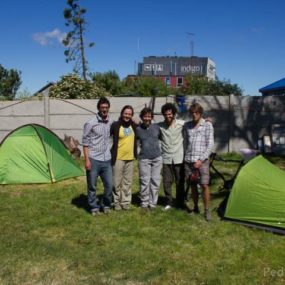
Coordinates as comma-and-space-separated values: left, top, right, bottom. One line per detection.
117, 125, 135, 160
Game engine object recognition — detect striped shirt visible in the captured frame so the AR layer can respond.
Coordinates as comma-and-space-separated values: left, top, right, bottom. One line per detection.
82, 114, 113, 161
183, 118, 214, 163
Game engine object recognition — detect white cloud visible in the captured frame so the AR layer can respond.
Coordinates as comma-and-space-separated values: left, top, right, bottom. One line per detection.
33, 28, 66, 46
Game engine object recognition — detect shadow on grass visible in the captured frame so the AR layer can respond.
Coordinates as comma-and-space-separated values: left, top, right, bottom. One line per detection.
71, 194, 90, 213
157, 195, 167, 207
211, 190, 229, 199
131, 192, 140, 207
72, 191, 183, 211
132, 191, 167, 207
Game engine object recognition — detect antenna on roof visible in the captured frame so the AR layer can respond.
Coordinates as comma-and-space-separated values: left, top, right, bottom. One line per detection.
137, 37, 140, 75
186, 32, 195, 57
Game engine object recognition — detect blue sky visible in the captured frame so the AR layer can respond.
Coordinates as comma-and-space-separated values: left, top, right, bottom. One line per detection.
1, 0, 285, 96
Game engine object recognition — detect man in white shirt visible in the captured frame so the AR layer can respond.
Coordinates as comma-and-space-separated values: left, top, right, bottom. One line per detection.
158, 103, 185, 210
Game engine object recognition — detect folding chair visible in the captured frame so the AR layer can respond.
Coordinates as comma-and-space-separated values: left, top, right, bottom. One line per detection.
209, 153, 244, 192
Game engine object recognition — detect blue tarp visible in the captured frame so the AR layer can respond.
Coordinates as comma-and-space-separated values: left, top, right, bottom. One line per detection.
176, 96, 187, 112
259, 78, 285, 92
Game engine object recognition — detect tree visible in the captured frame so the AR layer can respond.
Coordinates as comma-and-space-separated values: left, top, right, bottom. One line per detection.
180, 75, 243, 96
91, 71, 123, 95
16, 88, 32, 99
62, 0, 94, 80
0, 64, 22, 100
122, 76, 170, 97
49, 74, 110, 99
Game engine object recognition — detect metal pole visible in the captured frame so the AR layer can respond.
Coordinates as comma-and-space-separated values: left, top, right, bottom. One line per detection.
186, 32, 195, 57
43, 89, 50, 128
228, 94, 234, 152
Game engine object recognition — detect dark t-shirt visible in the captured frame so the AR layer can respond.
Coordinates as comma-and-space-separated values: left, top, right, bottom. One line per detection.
136, 123, 161, 159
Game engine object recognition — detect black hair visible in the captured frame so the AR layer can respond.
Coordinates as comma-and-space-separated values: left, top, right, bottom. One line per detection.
139, 107, 153, 119
97, 97, 110, 110
161, 103, 177, 116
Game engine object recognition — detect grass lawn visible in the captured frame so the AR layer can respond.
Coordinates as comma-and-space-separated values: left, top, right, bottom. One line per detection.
0, 154, 284, 285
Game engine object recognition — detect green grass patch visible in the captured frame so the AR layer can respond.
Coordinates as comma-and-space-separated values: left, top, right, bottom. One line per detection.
0, 154, 284, 284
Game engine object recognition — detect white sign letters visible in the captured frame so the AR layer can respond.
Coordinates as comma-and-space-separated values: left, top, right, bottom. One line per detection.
144, 64, 163, 72
181, 65, 201, 73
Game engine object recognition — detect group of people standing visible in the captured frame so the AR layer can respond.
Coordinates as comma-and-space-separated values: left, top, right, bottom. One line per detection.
82, 97, 214, 221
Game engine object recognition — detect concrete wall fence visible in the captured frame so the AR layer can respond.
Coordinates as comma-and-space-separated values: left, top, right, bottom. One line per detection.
1, 95, 285, 154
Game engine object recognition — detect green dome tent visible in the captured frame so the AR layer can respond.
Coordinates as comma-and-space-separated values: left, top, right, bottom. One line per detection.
224, 155, 285, 234
0, 124, 84, 184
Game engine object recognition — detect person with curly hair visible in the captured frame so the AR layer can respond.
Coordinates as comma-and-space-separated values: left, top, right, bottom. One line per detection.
158, 103, 185, 211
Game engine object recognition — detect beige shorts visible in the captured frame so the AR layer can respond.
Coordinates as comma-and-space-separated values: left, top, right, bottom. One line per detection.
184, 160, 210, 185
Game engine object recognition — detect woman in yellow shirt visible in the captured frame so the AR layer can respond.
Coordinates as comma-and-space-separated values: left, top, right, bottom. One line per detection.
110, 105, 138, 210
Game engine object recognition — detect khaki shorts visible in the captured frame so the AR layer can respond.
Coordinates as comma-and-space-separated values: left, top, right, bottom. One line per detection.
184, 160, 210, 185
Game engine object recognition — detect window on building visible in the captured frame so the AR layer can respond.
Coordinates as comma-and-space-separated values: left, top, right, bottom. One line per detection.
165, 77, 170, 86
177, 77, 183, 87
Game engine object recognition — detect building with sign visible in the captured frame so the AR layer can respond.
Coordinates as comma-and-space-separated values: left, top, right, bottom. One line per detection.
135, 56, 216, 88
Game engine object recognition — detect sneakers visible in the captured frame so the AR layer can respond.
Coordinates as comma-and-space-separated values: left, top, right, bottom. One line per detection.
114, 204, 130, 211
91, 208, 111, 215
204, 209, 212, 221
114, 205, 122, 211
103, 207, 110, 214
91, 209, 101, 216
121, 205, 130, 210
163, 205, 172, 211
